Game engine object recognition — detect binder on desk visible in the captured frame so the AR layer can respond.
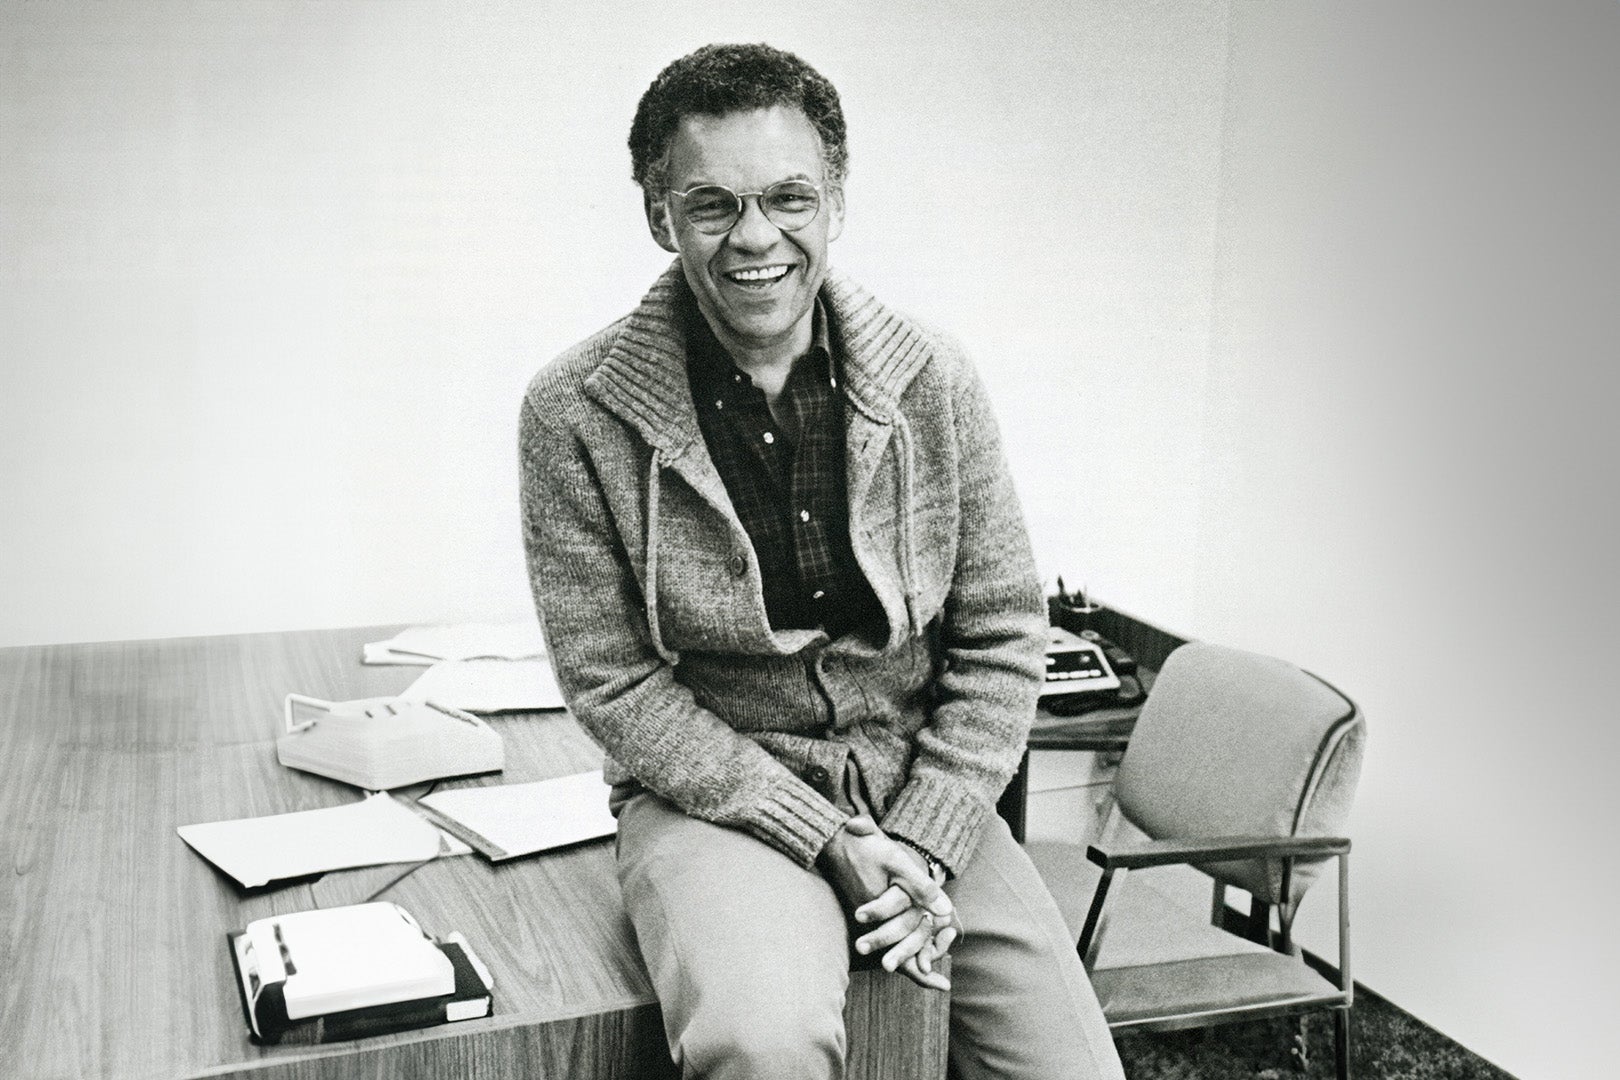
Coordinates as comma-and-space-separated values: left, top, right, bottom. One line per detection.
227, 902, 493, 1045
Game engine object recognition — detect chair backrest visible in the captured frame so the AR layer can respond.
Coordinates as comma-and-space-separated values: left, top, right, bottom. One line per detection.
1113, 642, 1364, 907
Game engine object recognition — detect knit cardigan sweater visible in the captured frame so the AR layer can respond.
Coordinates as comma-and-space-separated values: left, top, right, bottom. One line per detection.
519, 263, 1046, 875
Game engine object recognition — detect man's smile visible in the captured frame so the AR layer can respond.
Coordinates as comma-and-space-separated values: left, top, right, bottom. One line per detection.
723, 264, 793, 288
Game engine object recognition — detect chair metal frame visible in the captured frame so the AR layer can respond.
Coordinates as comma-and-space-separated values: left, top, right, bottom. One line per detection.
1077, 830, 1353, 1078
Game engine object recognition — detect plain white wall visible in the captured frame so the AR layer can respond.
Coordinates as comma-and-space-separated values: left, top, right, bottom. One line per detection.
6, 2, 1616, 1077
0, 0, 1225, 646
1184, 4, 1619, 1078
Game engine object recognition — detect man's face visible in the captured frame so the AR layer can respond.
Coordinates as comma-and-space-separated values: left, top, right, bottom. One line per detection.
648, 105, 844, 360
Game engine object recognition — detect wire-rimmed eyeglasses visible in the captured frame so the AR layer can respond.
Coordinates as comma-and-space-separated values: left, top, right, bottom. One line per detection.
665, 179, 822, 235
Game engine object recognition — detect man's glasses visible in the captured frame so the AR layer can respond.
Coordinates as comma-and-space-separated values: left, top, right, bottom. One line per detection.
666, 179, 822, 235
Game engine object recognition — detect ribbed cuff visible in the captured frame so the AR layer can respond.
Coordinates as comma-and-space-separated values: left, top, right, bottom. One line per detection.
880, 773, 990, 876
749, 778, 851, 868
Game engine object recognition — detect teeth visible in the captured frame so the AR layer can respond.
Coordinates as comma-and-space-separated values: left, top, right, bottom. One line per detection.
729, 265, 789, 282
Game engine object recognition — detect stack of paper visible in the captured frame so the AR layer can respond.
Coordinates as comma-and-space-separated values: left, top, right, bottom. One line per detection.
363, 619, 546, 666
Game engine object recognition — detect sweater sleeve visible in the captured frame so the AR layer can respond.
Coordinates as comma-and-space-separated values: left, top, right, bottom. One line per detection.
519, 391, 849, 867
879, 353, 1047, 875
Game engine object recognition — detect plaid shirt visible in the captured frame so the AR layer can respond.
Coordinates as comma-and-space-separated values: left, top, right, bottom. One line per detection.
680, 282, 885, 641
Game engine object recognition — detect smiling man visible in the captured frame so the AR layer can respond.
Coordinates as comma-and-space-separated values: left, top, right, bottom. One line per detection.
520, 44, 1124, 1080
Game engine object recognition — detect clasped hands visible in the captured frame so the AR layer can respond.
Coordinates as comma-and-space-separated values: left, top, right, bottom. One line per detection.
817, 815, 962, 992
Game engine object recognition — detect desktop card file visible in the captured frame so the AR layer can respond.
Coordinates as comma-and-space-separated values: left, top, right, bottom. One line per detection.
276, 694, 504, 791
227, 902, 493, 1045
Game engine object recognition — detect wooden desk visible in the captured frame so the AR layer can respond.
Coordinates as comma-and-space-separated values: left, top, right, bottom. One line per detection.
0, 627, 946, 1080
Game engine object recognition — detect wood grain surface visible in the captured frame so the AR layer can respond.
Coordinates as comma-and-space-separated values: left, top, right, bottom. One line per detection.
0, 627, 947, 1079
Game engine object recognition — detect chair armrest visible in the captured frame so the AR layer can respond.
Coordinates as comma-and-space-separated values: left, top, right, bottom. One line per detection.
1087, 834, 1350, 870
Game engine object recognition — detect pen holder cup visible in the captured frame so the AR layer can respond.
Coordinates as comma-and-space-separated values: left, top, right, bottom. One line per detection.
1048, 596, 1104, 636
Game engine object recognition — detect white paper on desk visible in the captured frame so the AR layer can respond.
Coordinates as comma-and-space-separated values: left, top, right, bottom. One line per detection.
398, 658, 565, 713
176, 792, 446, 889
366, 619, 547, 664
419, 771, 616, 861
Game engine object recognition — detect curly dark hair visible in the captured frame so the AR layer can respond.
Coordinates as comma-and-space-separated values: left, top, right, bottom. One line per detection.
629, 43, 848, 197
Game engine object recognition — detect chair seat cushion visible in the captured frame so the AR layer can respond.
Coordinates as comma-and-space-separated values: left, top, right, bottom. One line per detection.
1027, 840, 1271, 968
1025, 841, 1343, 1026
1095, 953, 1345, 1028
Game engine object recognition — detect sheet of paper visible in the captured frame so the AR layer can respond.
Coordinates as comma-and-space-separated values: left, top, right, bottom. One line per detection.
366, 619, 546, 664
398, 658, 565, 713
419, 771, 617, 861
177, 792, 446, 889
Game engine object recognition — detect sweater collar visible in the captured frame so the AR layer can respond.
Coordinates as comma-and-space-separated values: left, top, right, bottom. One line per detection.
584, 261, 933, 456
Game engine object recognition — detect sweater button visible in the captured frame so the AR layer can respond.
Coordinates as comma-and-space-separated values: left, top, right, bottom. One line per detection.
728, 551, 748, 577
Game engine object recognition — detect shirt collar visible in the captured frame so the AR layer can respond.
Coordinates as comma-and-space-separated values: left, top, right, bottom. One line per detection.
678, 276, 836, 396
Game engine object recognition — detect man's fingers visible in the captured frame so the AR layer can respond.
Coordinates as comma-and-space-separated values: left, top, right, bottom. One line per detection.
841, 815, 879, 837
854, 884, 910, 925
899, 953, 951, 992
881, 915, 935, 974
903, 877, 955, 920
855, 907, 927, 955
884, 856, 953, 915
895, 916, 960, 992
919, 889, 955, 919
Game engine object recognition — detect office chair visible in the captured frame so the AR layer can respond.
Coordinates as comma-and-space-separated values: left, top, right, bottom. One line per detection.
1027, 642, 1364, 1079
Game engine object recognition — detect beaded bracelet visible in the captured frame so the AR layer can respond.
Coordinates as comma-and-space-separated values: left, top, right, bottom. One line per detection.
891, 833, 949, 882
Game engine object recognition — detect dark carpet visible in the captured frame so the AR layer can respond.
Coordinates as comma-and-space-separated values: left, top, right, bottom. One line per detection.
1113, 984, 1517, 1080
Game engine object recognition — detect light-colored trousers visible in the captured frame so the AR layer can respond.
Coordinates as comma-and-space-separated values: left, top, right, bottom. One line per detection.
616, 792, 1125, 1080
